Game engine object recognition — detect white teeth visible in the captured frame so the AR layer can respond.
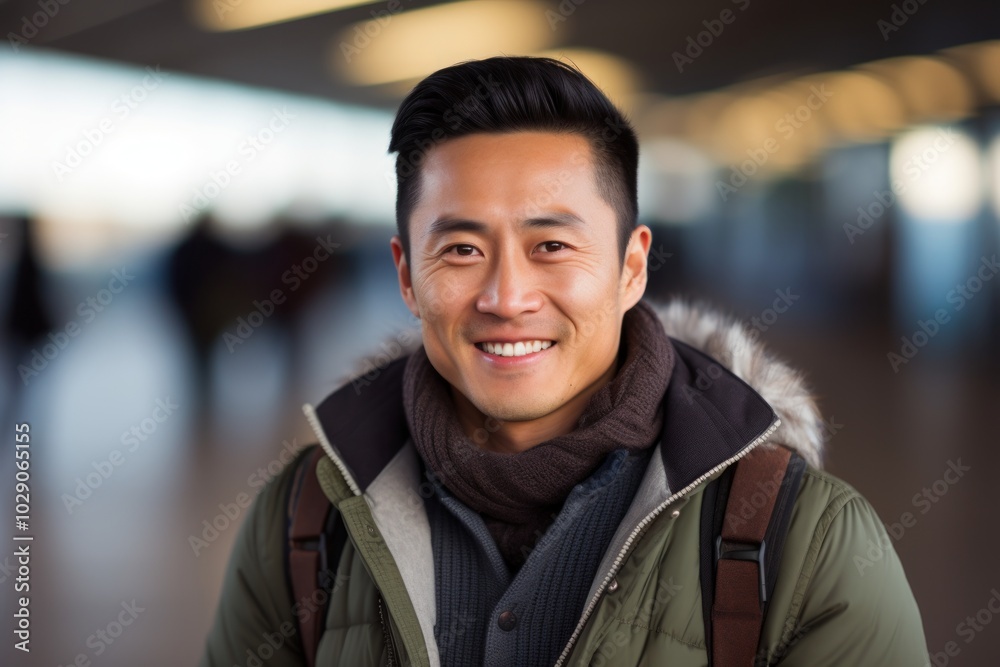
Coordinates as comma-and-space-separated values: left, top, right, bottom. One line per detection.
478, 340, 554, 357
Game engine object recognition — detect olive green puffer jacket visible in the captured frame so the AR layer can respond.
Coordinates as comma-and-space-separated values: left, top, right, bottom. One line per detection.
199, 299, 927, 666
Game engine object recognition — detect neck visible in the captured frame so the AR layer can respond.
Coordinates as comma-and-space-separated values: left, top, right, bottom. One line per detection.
451, 355, 620, 454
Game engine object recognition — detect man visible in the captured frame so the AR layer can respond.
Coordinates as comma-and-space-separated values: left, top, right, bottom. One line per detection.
200, 56, 927, 666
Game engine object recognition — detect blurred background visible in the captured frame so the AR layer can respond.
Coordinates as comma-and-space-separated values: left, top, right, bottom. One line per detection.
2, 0, 999, 664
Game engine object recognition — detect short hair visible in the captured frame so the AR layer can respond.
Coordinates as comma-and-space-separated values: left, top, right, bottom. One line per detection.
388, 55, 639, 265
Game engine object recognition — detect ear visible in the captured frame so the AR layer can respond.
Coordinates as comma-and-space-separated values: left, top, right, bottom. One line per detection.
390, 235, 420, 319
620, 224, 652, 310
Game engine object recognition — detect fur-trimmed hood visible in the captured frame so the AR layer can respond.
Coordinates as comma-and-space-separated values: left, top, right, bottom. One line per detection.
336, 297, 825, 470
655, 299, 825, 468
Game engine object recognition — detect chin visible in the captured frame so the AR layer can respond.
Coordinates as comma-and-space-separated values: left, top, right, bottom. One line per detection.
471, 396, 554, 424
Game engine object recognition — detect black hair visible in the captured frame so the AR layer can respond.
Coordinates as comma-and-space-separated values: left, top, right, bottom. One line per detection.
388, 55, 639, 265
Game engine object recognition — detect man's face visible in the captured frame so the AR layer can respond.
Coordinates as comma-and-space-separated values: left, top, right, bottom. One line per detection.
391, 131, 650, 445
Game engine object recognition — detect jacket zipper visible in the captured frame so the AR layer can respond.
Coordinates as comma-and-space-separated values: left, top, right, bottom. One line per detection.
307, 403, 399, 665
377, 591, 398, 667
303, 403, 363, 497
551, 417, 782, 667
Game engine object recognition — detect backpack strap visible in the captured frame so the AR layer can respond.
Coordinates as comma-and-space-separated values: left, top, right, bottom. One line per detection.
285, 445, 348, 667
699, 444, 806, 667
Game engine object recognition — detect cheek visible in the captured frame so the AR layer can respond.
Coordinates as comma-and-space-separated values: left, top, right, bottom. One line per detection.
415, 274, 469, 337
420, 320, 459, 377
555, 273, 621, 336
413, 273, 451, 322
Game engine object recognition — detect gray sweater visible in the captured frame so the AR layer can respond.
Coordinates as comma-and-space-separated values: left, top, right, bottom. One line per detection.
424, 447, 653, 667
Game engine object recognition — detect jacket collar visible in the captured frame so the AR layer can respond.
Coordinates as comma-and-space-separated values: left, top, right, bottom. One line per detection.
659, 338, 776, 492
304, 354, 409, 496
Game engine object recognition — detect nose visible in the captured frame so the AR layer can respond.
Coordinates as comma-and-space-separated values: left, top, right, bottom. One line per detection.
475, 249, 543, 319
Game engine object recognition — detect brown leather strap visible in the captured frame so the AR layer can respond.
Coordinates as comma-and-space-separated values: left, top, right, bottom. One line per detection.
712, 445, 791, 667
288, 446, 332, 667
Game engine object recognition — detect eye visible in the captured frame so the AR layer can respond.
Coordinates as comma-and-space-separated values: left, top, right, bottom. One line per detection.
537, 241, 568, 253
445, 244, 480, 257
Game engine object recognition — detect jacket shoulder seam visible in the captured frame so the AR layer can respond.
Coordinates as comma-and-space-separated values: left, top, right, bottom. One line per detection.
801, 467, 860, 497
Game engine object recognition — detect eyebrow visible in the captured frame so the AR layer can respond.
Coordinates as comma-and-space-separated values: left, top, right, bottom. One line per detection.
524, 212, 587, 230
426, 212, 586, 239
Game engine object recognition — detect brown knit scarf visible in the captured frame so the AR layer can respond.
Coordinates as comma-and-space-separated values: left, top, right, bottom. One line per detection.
402, 299, 676, 568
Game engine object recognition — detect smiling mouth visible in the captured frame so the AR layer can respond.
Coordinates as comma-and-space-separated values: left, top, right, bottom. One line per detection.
474, 340, 555, 358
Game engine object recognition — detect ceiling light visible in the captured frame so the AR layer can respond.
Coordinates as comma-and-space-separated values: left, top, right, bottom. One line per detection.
971, 41, 1000, 102
821, 71, 905, 141
191, 0, 383, 32
862, 56, 973, 123
890, 125, 983, 222
330, 0, 553, 86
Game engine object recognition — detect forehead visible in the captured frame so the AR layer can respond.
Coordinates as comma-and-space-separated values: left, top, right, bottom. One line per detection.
415, 131, 600, 209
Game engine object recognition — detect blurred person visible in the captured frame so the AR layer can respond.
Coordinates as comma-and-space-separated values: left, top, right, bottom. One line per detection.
200, 56, 926, 666
3, 217, 53, 353
3, 216, 54, 422
166, 216, 344, 437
